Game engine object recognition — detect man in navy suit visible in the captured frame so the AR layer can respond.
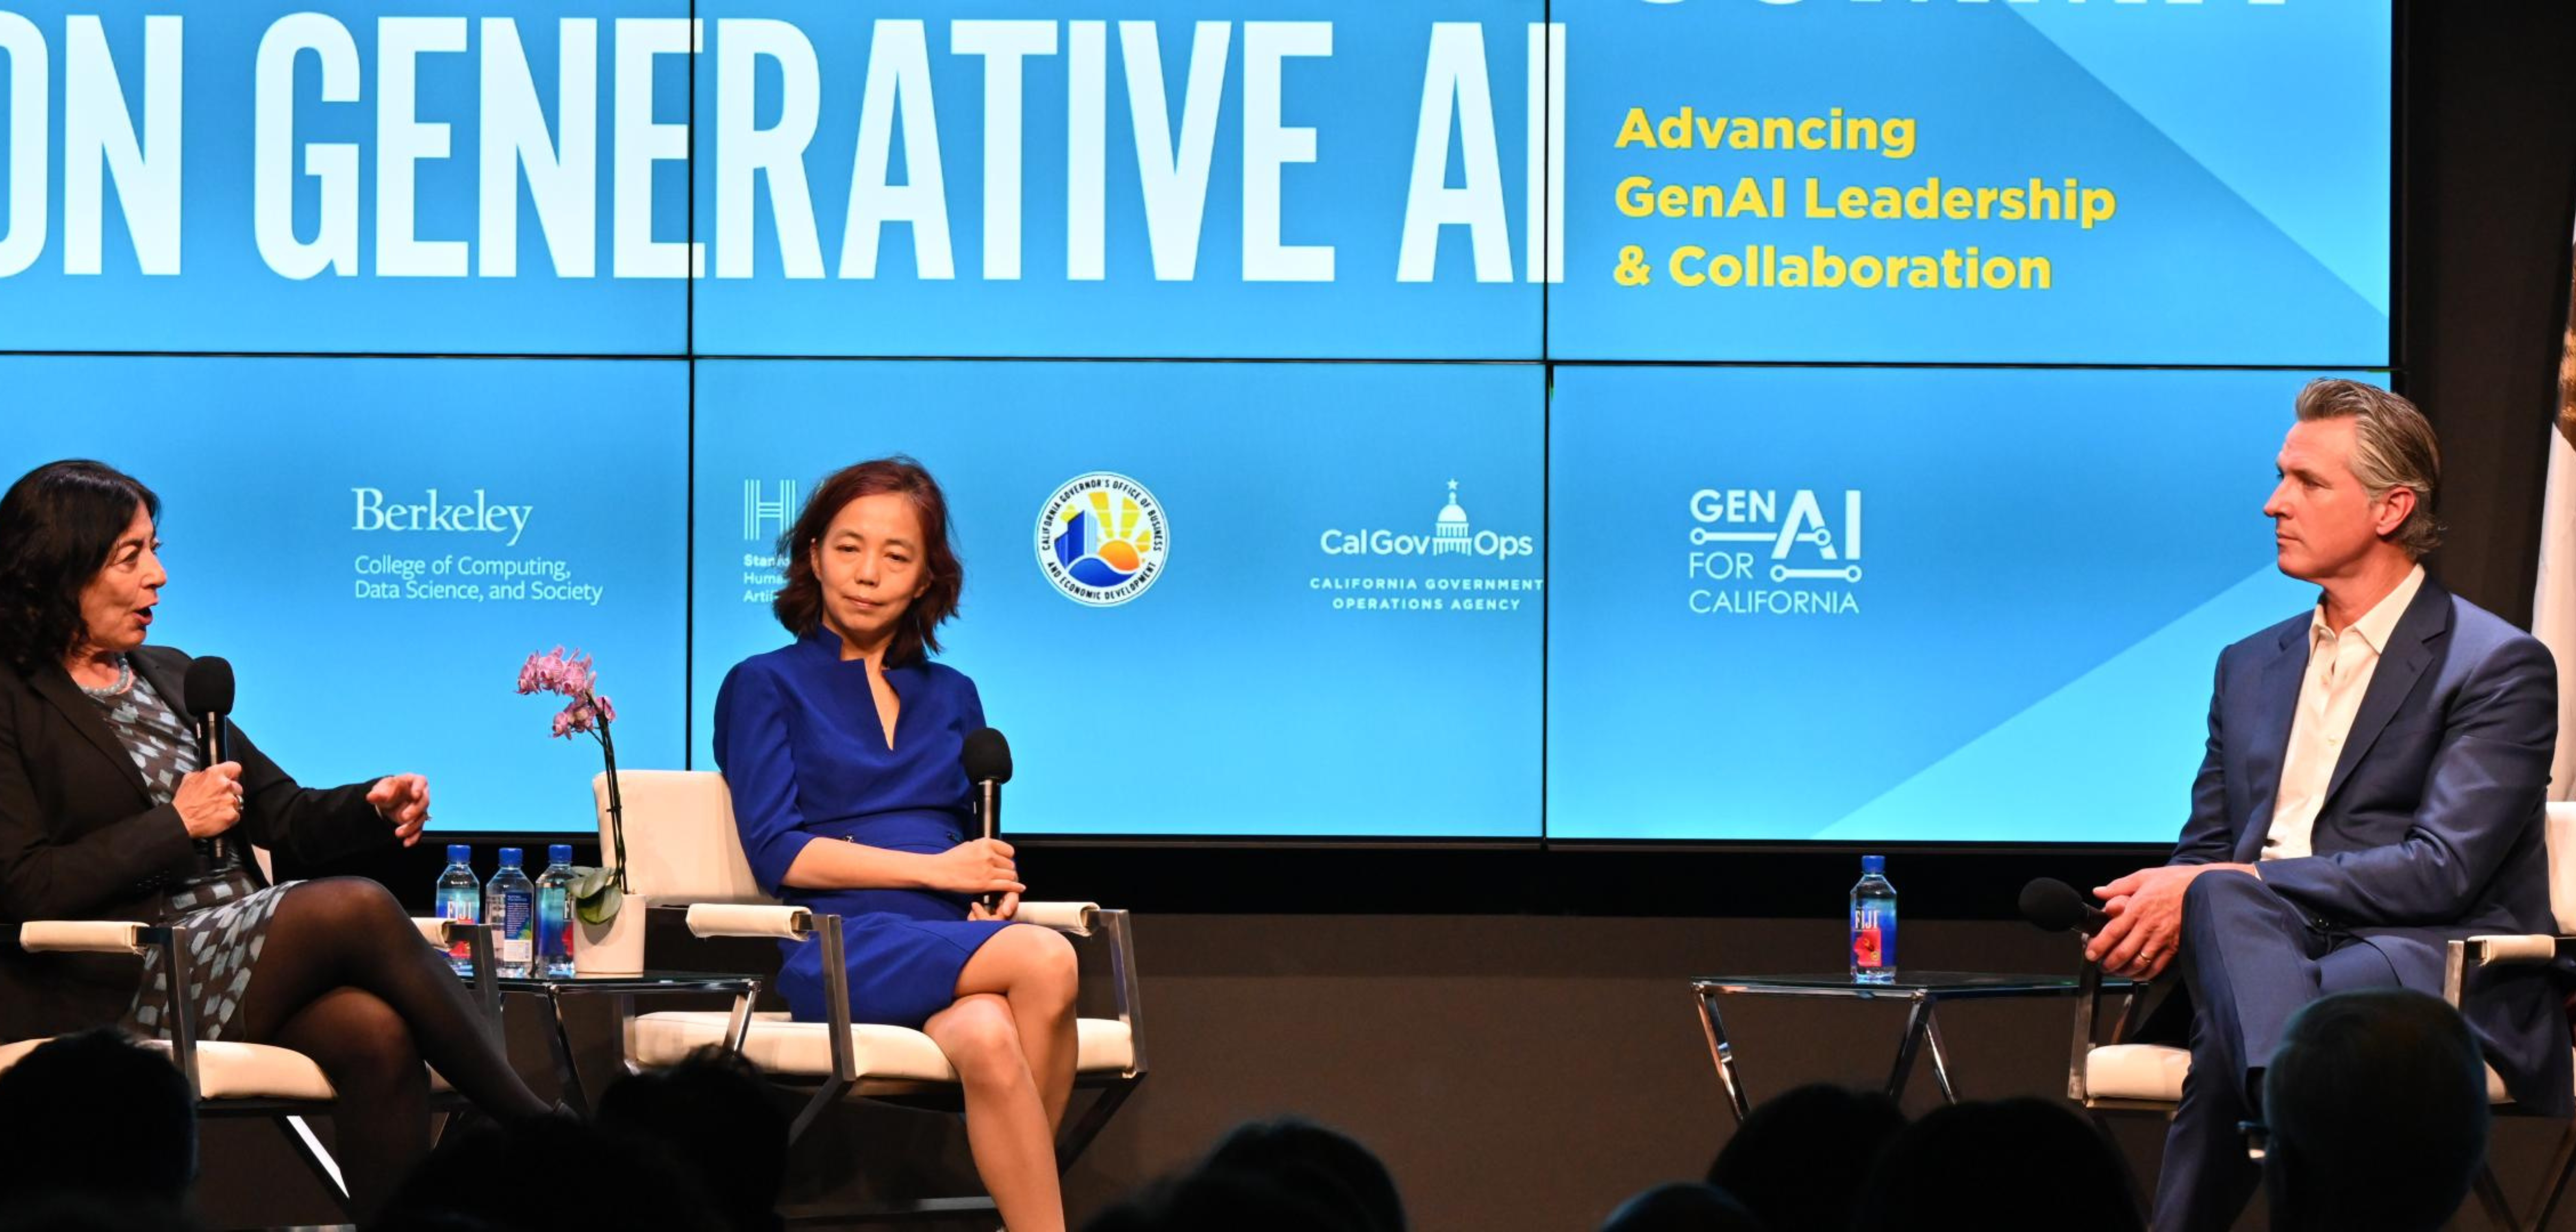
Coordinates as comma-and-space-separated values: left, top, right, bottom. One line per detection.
2083, 378, 2564, 1232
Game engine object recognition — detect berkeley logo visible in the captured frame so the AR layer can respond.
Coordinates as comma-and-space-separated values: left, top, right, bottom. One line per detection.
352, 487, 533, 548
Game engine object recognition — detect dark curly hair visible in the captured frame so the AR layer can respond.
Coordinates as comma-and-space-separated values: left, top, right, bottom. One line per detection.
771, 457, 961, 666
0, 461, 161, 676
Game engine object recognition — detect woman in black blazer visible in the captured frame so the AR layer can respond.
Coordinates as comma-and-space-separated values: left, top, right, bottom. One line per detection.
0, 460, 548, 1218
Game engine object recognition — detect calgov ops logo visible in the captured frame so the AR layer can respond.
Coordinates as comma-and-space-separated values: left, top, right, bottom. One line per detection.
1037, 473, 1168, 606
1312, 478, 1541, 615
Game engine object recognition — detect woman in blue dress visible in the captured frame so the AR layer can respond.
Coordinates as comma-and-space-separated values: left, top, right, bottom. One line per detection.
713, 457, 1079, 1232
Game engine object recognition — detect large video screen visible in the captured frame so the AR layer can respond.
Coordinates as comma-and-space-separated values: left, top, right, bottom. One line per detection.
1546, 366, 2328, 844
694, 361, 1544, 838
0, 1, 2392, 842
1551, 0, 2389, 365
0, 356, 688, 834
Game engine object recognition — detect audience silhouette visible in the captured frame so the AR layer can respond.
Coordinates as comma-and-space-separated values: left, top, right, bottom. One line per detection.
1596, 1182, 1768, 1232
0, 1029, 196, 1224
18, 994, 2502, 1231
596, 1047, 791, 1232
2261, 989, 2491, 1232
1850, 1097, 2143, 1232
371, 1115, 725, 1232
1705, 1083, 1904, 1232
1201, 1117, 1406, 1232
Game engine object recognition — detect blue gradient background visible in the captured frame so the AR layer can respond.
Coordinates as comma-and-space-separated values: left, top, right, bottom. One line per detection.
0, 2, 2396, 842
1547, 366, 2348, 843
692, 361, 1546, 837
0, 2, 691, 353
0, 2, 2383, 361
0, 356, 688, 833
1551, 0, 2390, 364
687, 0, 1543, 358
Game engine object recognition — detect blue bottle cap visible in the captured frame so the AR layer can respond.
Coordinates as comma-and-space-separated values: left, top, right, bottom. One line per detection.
1861, 854, 1885, 873
446, 844, 470, 863
549, 844, 573, 864
499, 847, 523, 867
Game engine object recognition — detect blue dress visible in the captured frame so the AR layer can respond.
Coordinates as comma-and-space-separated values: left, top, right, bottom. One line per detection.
713, 627, 1008, 1028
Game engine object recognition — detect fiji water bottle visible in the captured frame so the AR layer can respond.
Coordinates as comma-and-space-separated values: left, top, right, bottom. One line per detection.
434, 845, 481, 977
534, 844, 578, 978
1850, 854, 1898, 984
486, 847, 536, 978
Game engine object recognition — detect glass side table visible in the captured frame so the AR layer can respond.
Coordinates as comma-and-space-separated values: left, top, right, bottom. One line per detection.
482, 970, 765, 1115
1689, 971, 2130, 1123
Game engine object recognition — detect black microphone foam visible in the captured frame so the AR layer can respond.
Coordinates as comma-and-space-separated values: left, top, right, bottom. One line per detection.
2019, 877, 2111, 934
961, 728, 1013, 785
183, 656, 235, 718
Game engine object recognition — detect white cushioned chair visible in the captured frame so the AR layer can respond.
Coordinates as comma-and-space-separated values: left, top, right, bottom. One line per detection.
0, 906, 498, 1212
2068, 801, 2576, 1231
593, 769, 1147, 1217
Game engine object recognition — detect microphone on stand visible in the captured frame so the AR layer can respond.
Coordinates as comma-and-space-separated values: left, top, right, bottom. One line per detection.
2018, 877, 2112, 934
181, 657, 237, 869
960, 728, 1013, 911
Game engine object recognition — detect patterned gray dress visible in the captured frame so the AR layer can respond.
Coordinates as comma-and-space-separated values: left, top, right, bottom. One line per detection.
83, 659, 297, 1041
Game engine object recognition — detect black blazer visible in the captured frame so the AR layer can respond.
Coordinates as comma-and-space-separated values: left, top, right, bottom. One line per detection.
0, 644, 392, 1039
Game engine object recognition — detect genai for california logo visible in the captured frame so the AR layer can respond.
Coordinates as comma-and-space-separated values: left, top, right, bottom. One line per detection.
1036, 473, 1167, 606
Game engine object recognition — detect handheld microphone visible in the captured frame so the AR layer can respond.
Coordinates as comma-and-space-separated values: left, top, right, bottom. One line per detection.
181, 657, 237, 868
960, 728, 1013, 910
2018, 877, 2112, 934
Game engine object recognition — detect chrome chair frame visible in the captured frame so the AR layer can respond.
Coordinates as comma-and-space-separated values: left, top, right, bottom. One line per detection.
2064, 944, 2540, 1229
598, 768, 1149, 1225
6, 916, 503, 1215
675, 902, 1149, 1160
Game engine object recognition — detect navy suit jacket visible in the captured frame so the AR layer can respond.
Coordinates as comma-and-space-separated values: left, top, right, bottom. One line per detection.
2169, 576, 2568, 1115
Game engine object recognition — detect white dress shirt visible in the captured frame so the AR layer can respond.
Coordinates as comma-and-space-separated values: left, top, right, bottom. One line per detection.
2262, 565, 2427, 861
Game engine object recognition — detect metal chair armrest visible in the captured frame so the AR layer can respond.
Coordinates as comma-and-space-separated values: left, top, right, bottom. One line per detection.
1091, 909, 1146, 1078
684, 903, 814, 940
2443, 934, 2576, 1007
16, 919, 151, 954
12, 920, 206, 1093
1016, 901, 1100, 935
409, 916, 454, 950
414, 915, 502, 1028
2069, 950, 2102, 1102
1009, 901, 1143, 1075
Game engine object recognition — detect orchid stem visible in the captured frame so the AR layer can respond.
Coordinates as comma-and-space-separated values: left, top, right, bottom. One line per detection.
595, 695, 626, 894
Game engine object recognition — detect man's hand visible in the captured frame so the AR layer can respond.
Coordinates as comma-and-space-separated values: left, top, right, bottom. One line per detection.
2085, 863, 2259, 980
367, 774, 431, 847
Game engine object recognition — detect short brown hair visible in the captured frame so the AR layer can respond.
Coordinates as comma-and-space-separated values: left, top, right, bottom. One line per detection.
770, 458, 962, 665
2293, 378, 2442, 557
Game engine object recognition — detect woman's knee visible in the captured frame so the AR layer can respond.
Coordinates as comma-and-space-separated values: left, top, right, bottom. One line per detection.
294, 991, 424, 1091
285, 876, 410, 933
929, 994, 1026, 1080
1003, 924, 1078, 1005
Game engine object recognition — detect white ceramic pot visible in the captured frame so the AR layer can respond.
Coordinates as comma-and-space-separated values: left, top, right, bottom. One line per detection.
574, 900, 647, 975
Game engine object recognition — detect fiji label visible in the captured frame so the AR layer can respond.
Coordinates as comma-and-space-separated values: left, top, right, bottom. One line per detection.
1852, 905, 1896, 970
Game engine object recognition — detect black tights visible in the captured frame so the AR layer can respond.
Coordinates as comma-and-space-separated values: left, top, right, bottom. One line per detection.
231, 877, 549, 1220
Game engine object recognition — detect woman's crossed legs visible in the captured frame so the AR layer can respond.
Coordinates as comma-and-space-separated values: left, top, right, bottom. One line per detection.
924, 922, 1080, 1232
231, 877, 549, 1219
